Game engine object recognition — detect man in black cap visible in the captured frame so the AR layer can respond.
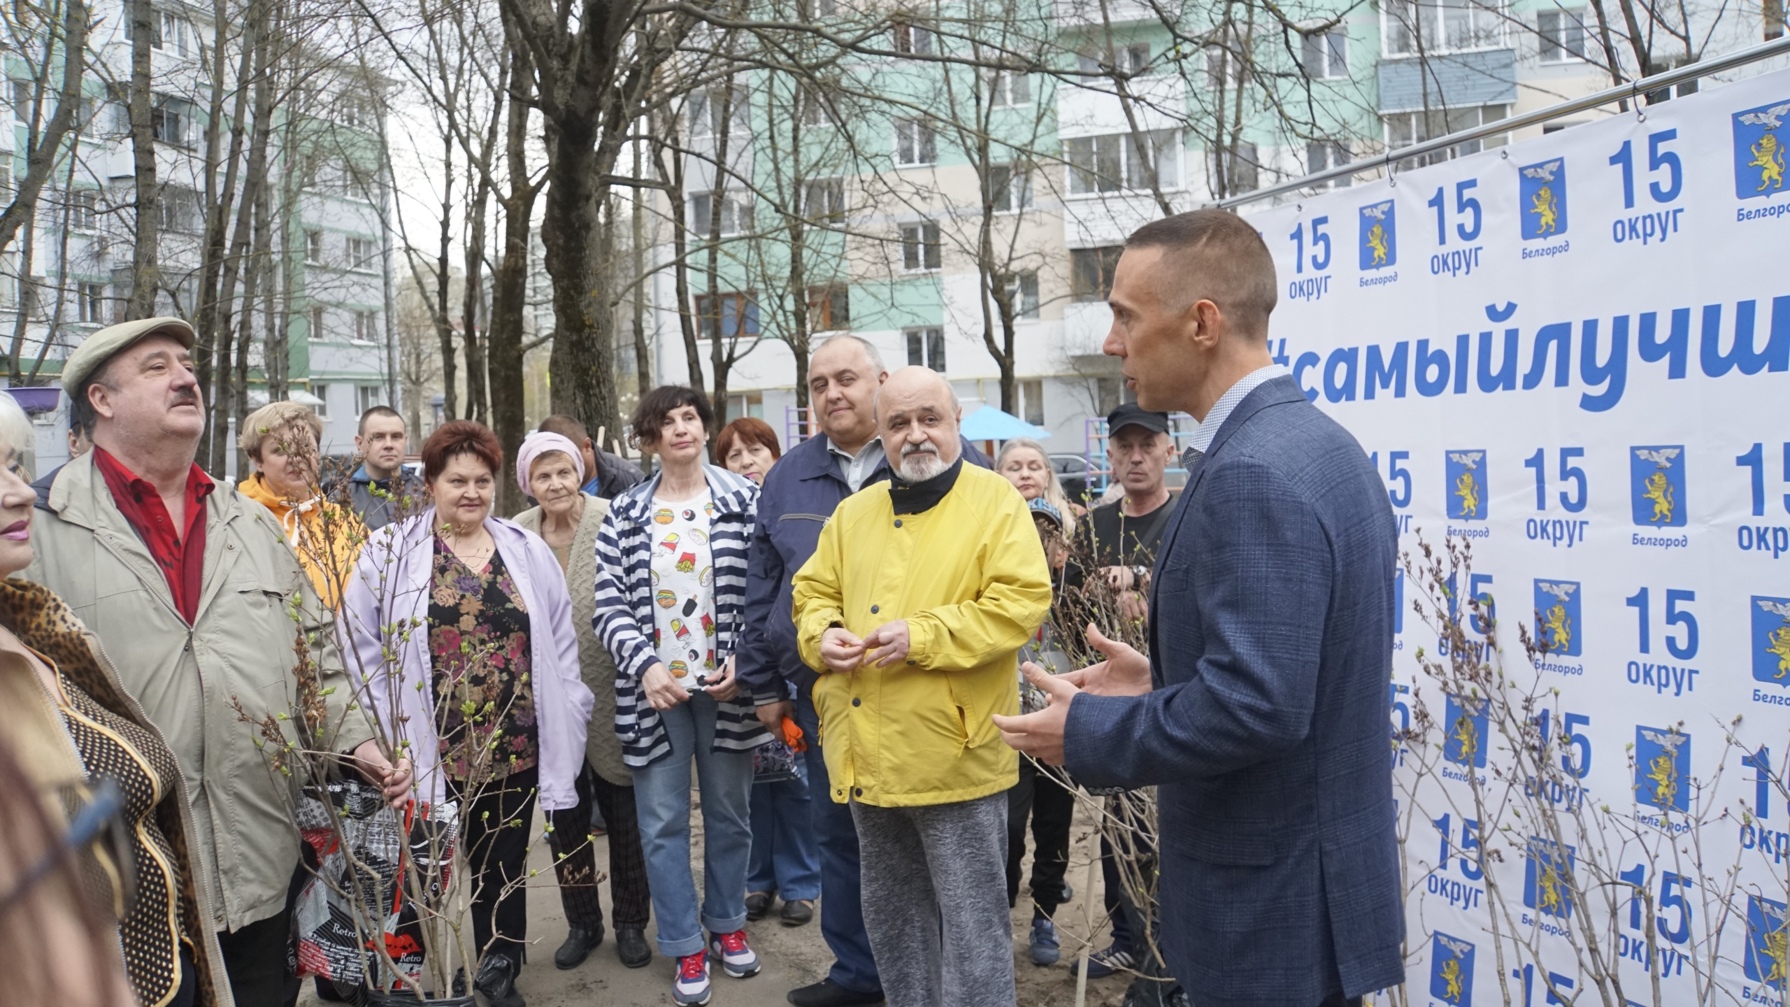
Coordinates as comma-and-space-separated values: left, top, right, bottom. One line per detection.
1068, 402, 1179, 986
1087, 403, 1178, 621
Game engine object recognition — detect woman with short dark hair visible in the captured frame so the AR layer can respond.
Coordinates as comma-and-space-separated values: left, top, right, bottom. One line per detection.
594, 386, 769, 1007
342, 420, 594, 1007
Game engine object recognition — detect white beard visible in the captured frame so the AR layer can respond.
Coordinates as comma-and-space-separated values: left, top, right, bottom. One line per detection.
897, 447, 947, 482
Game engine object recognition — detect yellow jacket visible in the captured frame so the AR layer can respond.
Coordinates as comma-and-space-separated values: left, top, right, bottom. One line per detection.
793, 461, 1051, 807
238, 474, 366, 607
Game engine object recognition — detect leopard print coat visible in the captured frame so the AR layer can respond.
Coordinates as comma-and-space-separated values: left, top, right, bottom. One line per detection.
0, 577, 228, 1007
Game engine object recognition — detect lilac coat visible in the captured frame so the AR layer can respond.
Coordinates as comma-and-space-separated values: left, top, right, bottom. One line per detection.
340, 508, 594, 811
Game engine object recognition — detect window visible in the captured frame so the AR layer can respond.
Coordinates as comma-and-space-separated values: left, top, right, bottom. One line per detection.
688, 86, 749, 139
341, 98, 369, 129
1218, 141, 1260, 193
1019, 379, 1045, 426
798, 87, 837, 127
694, 292, 761, 341
905, 326, 945, 371
893, 22, 936, 54
1205, 43, 1247, 89
69, 189, 100, 230
1307, 141, 1353, 186
804, 177, 845, 220
1303, 28, 1348, 77
815, 0, 836, 14
158, 188, 198, 231
805, 284, 851, 330
1004, 272, 1040, 319
309, 304, 326, 340
10, 81, 35, 125
893, 118, 936, 166
1385, 104, 1509, 165
1538, 9, 1588, 61
346, 236, 375, 270
0, 164, 12, 200
150, 96, 193, 146
1070, 246, 1122, 302
726, 391, 766, 419
990, 70, 1031, 107
1077, 44, 1150, 75
158, 11, 188, 55
357, 384, 382, 414
312, 384, 331, 419
77, 282, 107, 324
988, 163, 1034, 212
900, 222, 942, 271
689, 191, 752, 236
306, 229, 325, 265
1065, 131, 1180, 195
353, 310, 378, 343
1383, 0, 1505, 55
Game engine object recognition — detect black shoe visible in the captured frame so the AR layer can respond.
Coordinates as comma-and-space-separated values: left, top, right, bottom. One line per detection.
475, 954, 525, 1007
554, 924, 605, 969
746, 890, 774, 921
780, 898, 814, 926
787, 978, 885, 1007
616, 926, 652, 968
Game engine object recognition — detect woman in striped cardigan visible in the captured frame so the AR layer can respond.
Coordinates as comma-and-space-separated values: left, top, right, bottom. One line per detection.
593, 386, 771, 1007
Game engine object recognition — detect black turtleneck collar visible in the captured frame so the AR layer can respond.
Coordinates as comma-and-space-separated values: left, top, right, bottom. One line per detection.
888, 455, 964, 514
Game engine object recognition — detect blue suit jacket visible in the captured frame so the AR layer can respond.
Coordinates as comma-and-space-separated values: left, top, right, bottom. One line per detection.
737, 434, 990, 702
1064, 376, 1404, 1007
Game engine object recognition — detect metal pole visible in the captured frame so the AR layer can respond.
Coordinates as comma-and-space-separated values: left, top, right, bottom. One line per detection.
1215, 35, 1790, 209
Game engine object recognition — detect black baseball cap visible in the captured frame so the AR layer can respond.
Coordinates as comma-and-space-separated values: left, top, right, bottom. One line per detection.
1106, 403, 1171, 436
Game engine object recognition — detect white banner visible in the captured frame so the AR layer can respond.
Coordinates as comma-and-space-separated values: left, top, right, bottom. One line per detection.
1247, 67, 1790, 1007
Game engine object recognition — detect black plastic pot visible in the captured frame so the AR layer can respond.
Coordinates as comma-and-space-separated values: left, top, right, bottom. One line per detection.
363, 991, 474, 1007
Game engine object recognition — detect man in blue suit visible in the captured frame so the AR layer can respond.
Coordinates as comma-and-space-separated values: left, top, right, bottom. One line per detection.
996, 209, 1404, 1007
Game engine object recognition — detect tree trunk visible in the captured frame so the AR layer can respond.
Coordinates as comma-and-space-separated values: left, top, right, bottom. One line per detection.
631, 141, 652, 398
0, 0, 88, 264
488, 25, 538, 516
461, 163, 490, 424
192, 0, 258, 415
434, 133, 458, 421
207, 60, 274, 473
126, 0, 160, 319
542, 129, 620, 441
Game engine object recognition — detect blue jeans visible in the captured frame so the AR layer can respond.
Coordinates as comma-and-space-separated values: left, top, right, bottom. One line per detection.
630, 694, 756, 957
747, 757, 823, 901
797, 688, 882, 994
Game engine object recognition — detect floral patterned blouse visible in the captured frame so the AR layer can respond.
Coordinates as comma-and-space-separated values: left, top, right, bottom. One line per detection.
429, 536, 539, 782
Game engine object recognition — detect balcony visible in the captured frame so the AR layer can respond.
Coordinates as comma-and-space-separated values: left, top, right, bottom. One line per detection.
1378, 48, 1517, 112
1054, 0, 1155, 25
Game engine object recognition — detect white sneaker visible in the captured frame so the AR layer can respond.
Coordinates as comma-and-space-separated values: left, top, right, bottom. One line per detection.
708, 929, 762, 978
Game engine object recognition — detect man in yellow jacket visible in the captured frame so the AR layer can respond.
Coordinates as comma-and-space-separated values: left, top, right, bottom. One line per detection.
793, 366, 1052, 1007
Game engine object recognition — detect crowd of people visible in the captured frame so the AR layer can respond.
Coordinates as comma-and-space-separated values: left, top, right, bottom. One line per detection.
2, 210, 1404, 1007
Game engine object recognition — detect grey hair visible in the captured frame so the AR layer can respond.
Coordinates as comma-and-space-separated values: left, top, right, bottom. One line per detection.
812, 334, 887, 375
0, 394, 36, 479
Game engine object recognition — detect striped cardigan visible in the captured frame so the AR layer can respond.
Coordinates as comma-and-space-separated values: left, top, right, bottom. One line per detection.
593, 464, 771, 767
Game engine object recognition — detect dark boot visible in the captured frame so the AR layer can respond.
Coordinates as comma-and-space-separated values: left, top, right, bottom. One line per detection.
553, 923, 605, 970
615, 926, 652, 969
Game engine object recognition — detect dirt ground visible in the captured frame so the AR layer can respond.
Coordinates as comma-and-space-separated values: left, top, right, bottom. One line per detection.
297, 796, 1136, 1007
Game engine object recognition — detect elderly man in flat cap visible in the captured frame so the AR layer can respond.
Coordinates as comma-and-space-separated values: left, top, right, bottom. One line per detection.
25, 318, 409, 1007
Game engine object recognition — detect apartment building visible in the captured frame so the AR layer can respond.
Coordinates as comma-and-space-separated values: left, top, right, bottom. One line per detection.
1, 0, 394, 472
645, 0, 1727, 459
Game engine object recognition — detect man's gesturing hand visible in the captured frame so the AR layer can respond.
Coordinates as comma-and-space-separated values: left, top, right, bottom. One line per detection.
1059, 624, 1153, 697
820, 627, 867, 673
993, 662, 1079, 765
863, 620, 910, 668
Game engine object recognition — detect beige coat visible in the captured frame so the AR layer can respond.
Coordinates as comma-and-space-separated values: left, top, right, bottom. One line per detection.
25, 451, 373, 933
516, 493, 629, 786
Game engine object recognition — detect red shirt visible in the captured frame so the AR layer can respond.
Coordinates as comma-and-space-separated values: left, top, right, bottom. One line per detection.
92, 447, 216, 625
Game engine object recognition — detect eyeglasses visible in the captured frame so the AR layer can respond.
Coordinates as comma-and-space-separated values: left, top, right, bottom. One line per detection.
0, 777, 136, 919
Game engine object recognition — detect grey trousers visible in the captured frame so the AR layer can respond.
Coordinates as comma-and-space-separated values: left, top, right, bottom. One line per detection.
851, 793, 1016, 1007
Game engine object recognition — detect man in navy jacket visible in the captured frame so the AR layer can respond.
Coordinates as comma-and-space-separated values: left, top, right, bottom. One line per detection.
996, 210, 1404, 1007
738, 335, 987, 1007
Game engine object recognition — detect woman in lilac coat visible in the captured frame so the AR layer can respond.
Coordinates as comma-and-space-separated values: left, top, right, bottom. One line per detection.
341, 421, 593, 1007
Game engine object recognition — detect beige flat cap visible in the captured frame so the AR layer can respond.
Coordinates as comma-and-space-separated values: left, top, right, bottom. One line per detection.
62, 317, 197, 394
